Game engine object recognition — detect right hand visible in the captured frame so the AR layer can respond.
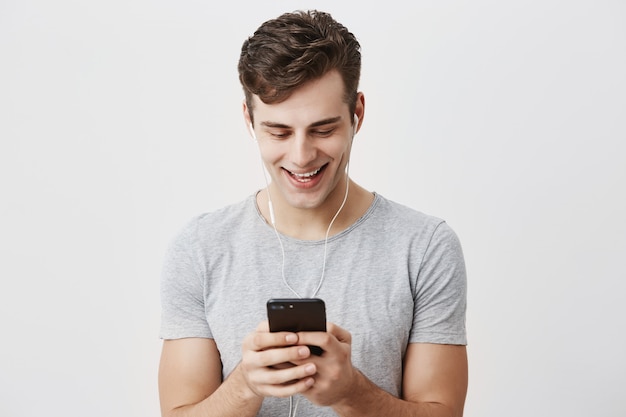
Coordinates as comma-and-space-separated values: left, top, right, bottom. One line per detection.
239, 320, 318, 398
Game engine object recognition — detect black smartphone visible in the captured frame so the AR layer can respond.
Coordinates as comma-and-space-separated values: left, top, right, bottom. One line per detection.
266, 298, 326, 355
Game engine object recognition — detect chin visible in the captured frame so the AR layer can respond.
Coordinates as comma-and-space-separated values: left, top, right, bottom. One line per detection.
285, 196, 326, 210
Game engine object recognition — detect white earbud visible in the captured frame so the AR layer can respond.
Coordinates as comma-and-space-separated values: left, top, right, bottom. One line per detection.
353, 115, 359, 136
249, 123, 257, 141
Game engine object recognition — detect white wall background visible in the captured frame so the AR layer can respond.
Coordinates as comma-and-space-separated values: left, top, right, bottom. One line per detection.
1, 1, 624, 416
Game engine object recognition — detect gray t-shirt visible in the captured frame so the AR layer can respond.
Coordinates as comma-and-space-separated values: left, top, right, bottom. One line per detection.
160, 193, 467, 416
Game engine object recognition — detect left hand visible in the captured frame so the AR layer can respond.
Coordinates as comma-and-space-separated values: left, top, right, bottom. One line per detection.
292, 322, 357, 406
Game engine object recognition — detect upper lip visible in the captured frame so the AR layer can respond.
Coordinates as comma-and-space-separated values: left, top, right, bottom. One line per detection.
285, 165, 325, 177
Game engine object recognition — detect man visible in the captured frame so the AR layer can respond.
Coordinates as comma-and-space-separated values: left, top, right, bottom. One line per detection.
159, 10, 467, 417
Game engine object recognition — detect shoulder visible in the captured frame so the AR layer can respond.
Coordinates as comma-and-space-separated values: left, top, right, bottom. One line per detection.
168, 194, 260, 250
367, 194, 464, 256
371, 194, 448, 235
198, 195, 256, 227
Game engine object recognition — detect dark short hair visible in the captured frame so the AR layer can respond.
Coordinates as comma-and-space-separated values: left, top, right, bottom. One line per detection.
238, 10, 361, 124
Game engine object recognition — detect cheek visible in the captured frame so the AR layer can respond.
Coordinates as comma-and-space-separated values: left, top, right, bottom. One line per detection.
256, 143, 280, 164
327, 141, 352, 160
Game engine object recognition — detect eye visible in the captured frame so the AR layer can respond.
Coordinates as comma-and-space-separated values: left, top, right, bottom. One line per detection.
312, 128, 335, 137
268, 130, 291, 139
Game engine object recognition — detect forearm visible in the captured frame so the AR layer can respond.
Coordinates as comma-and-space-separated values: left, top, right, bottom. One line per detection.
332, 370, 459, 417
165, 365, 263, 417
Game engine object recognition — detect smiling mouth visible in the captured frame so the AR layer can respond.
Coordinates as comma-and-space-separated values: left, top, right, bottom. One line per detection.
284, 164, 327, 183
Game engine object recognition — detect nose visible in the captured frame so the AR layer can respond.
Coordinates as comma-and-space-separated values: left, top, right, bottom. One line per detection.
289, 131, 317, 168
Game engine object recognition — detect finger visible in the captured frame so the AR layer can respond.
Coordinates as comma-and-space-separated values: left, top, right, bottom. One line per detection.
244, 330, 299, 353
255, 344, 312, 368
244, 358, 317, 398
327, 322, 351, 344
295, 323, 351, 354
259, 372, 316, 398
262, 362, 318, 386
294, 332, 332, 353
256, 320, 270, 332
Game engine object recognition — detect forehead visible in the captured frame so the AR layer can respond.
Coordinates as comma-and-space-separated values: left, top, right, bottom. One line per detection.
252, 71, 349, 125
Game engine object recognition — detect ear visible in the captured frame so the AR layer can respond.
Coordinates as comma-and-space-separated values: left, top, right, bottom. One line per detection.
242, 101, 255, 139
353, 92, 365, 134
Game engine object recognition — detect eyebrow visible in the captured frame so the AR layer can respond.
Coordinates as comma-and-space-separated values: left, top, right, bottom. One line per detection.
260, 116, 343, 129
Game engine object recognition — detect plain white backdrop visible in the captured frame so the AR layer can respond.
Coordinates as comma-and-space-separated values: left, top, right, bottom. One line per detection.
1, 1, 625, 416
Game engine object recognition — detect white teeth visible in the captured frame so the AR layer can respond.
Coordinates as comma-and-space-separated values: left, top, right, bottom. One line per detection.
292, 168, 321, 178
288, 167, 322, 183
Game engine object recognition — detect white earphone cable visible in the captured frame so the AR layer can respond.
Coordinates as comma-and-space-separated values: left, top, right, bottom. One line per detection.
254, 118, 355, 299
252, 118, 356, 417
261, 160, 350, 299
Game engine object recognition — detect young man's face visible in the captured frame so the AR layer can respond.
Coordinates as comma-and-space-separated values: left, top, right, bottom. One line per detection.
246, 70, 362, 213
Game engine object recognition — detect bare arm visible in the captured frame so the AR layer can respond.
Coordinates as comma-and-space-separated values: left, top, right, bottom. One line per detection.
158, 338, 263, 417
334, 343, 467, 417
158, 323, 320, 417
296, 325, 468, 417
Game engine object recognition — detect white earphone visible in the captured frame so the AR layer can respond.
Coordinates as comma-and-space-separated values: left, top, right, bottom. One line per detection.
249, 122, 256, 141
248, 114, 359, 299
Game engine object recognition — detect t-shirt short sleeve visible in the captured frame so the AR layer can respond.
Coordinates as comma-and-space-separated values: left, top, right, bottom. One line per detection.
410, 221, 467, 345
159, 218, 212, 340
